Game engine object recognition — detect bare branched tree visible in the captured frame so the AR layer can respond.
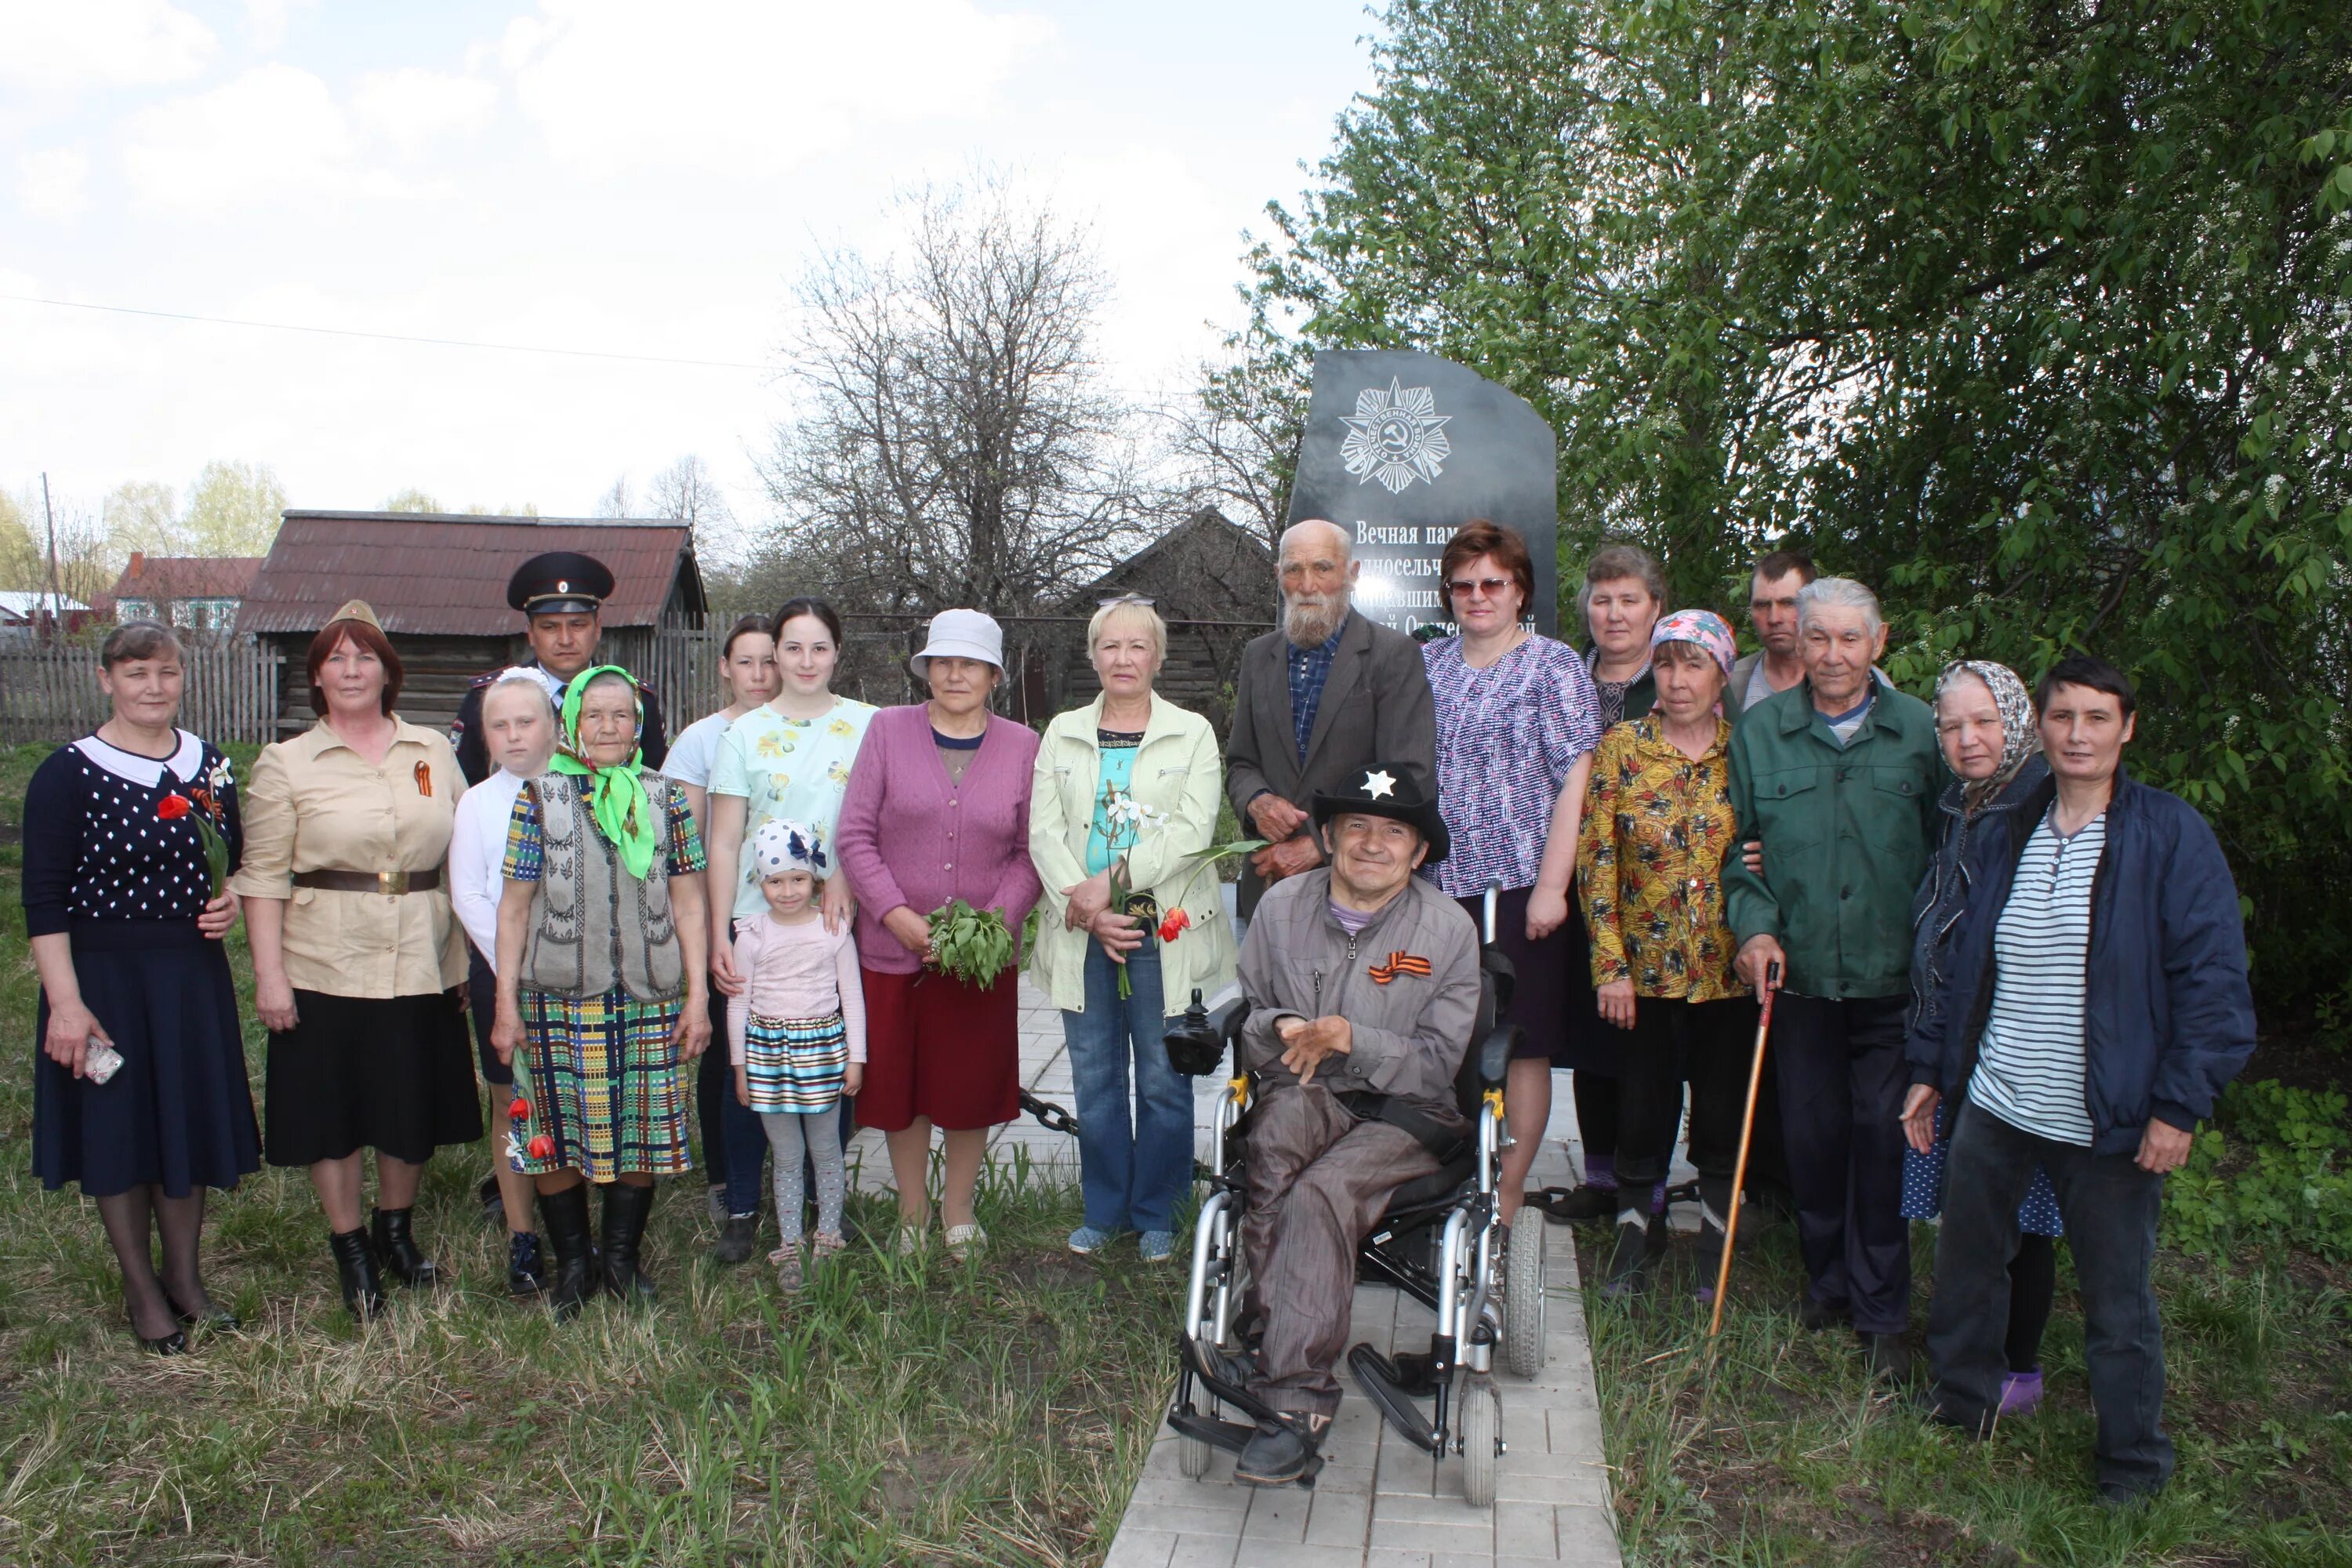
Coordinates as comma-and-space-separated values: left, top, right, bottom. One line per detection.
1167, 325, 1310, 549
758, 176, 1143, 618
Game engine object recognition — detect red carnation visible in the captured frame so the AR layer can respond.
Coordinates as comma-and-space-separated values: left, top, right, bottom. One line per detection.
1157, 908, 1192, 943
506, 1097, 530, 1120
526, 1133, 555, 1160
157, 794, 192, 821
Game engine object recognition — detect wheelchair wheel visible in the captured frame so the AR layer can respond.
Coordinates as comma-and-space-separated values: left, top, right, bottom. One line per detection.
1504, 1203, 1548, 1379
1459, 1375, 1501, 1506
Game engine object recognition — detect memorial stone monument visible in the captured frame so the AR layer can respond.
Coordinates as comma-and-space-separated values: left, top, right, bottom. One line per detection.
1285, 347, 1559, 637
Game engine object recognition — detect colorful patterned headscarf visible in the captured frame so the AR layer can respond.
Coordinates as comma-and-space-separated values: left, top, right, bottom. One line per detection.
549, 666, 658, 879
1936, 659, 2040, 815
1650, 608, 1737, 679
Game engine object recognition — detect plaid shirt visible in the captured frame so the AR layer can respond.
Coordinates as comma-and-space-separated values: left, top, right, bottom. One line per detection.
1287, 623, 1347, 761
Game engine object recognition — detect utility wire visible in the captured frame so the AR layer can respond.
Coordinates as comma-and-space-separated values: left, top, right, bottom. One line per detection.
0, 292, 769, 372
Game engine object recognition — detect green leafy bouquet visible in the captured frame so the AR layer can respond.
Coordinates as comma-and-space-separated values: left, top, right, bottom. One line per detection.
927, 898, 1016, 988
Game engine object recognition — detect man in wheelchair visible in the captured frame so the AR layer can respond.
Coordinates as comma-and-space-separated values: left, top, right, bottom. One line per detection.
1224, 763, 1482, 1486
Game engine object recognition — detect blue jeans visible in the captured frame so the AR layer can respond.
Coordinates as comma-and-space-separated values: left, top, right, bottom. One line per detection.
1065, 942, 1192, 1234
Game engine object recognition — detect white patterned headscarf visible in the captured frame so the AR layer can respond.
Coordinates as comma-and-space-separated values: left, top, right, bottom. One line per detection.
1936, 660, 2039, 815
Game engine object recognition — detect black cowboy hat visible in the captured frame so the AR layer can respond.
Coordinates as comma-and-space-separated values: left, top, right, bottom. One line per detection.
506, 551, 615, 616
1310, 763, 1448, 865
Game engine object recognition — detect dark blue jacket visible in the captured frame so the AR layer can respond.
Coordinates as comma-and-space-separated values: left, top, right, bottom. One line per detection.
1906, 767, 2256, 1157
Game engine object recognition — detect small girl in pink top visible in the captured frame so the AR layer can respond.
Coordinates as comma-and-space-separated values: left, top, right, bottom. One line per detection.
730, 818, 866, 1290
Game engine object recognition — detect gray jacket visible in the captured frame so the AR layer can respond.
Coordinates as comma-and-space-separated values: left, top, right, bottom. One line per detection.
1236, 869, 1480, 1121
1224, 610, 1437, 916
521, 771, 685, 1003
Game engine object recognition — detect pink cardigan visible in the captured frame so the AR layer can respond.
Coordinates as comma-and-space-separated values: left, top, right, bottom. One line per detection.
834, 704, 1043, 975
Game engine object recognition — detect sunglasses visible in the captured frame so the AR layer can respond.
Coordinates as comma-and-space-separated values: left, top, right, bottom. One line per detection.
1446, 576, 1515, 600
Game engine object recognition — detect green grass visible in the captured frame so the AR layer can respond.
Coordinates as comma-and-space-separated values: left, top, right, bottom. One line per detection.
0, 744, 1183, 1566
1584, 1216, 2352, 1566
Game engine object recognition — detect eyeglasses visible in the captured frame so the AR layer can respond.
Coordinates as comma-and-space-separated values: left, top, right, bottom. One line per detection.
1446, 576, 1514, 600
1097, 593, 1156, 608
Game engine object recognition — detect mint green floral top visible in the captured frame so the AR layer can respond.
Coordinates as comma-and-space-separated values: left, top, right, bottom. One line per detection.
707, 697, 880, 920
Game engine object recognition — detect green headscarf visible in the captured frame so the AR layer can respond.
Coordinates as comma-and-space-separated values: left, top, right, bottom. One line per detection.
549, 666, 659, 880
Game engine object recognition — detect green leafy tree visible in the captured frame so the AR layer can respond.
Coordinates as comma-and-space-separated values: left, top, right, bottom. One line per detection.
1225, 0, 2352, 1013
102, 481, 177, 560
383, 487, 442, 514
182, 460, 285, 554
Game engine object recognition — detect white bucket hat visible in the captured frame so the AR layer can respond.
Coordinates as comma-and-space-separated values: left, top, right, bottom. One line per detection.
909, 607, 1004, 678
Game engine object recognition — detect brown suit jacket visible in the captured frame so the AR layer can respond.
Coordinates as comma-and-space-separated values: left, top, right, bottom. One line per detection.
1224, 610, 1437, 916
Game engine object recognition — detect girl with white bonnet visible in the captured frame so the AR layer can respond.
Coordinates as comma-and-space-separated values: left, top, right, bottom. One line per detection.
729, 817, 865, 1292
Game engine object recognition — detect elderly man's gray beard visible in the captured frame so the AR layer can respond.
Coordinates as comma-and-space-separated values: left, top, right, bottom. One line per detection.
1283, 590, 1349, 648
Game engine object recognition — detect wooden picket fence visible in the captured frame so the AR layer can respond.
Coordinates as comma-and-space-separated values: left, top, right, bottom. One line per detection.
0, 637, 282, 747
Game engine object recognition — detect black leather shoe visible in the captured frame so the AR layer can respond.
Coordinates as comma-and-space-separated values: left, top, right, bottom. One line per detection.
1601, 1214, 1653, 1297
1235, 1410, 1327, 1486
329, 1227, 387, 1319
506, 1232, 546, 1297
167, 1292, 241, 1334
1527, 1183, 1620, 1225
538, 1186, 597, 1321
713, 1214, 758, 1265
1865, 1332, 1916, 1385
600, 1182, 659, 1305
1798, 1294, 1852, 1332
371, 1207, 438, 1287
139, 1327, 190, 1356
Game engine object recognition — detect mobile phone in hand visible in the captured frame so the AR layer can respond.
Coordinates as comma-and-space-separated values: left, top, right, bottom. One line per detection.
83, 1037, 123, 1084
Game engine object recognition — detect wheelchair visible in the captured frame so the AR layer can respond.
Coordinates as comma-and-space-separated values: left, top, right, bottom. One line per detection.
1156, 896, 1548, 1504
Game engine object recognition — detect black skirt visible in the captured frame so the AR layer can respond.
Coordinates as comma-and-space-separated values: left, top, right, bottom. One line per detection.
264, 989, 483, 1167
1552, 896, 1621, 1076
32, 921, 261, 1198
1454, 885, 1588, 1063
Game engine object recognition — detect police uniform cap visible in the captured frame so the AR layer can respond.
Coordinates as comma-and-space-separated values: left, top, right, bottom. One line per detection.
507, 551, 615, 616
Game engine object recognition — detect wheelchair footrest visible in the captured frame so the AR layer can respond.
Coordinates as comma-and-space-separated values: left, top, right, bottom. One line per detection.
1348, 1342, 1442, 1457
1181, 1334, 1278, 1426
1167, 1410, 1257, 1457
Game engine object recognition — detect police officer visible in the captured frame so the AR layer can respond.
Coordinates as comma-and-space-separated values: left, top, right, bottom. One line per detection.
450, 550, 670, 784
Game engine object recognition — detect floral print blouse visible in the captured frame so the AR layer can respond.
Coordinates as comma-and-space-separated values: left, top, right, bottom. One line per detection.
1578, 714, 1741, 1001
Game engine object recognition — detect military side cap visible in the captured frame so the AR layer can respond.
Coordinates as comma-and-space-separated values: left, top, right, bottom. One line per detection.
507, 551, 615, 616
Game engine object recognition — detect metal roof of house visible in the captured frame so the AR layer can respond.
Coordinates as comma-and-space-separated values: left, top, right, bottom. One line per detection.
0, 590, 93, 618
237, 512, 703, 637
107, 555, 265, 604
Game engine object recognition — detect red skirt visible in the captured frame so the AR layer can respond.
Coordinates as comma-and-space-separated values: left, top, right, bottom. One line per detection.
856, 967, 1020, 1133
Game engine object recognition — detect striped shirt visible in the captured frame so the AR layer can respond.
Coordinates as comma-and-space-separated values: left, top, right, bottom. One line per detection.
1967, 810, 2105, 1146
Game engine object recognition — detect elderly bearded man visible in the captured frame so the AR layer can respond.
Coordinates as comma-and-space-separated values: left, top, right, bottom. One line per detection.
1222, 763, 1481, 1486
1225, 519, 1436, 920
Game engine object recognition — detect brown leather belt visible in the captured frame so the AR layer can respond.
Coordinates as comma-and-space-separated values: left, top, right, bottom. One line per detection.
292, 868, 442, 895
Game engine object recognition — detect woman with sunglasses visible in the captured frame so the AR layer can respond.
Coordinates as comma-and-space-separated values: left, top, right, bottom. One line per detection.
1421, 520, 1602, 1226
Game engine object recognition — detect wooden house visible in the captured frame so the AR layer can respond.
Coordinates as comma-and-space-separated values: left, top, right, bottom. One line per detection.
105, 554, 265, 632
236, 511, 710, 739
1040, 510, 1275, 733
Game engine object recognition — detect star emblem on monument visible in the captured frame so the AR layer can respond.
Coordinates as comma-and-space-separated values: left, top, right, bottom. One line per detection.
1363, 768, 1397, 799
1340, 377, 1452, 493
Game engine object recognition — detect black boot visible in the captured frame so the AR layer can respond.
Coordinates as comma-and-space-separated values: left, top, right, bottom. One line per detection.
600, 1181, 659, 1305
538, 1185, 597, 1321
506, 1232, 546, 1297
370, 1207, 438, 1287
1693, 1176, 1733, 1304
329, 1227, 387, 1319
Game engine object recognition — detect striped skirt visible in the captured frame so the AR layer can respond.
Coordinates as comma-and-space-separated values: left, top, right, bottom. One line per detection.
512, 986, 693, 1181
744, 1011, 849, 1113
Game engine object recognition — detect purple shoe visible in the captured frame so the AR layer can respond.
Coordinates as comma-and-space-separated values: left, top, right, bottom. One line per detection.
1998, 1369, 2043, 1417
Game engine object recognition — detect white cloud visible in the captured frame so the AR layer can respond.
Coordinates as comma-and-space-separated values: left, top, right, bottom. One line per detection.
241, 0, 317, 51
351, 69, 498, 154
16, 147, 91, 220
503, 0, 1054, 176
120, 64, 356, 209
0, 0, 216, 89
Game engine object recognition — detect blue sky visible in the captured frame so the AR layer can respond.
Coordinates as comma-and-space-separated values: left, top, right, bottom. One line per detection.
2, 0, 1377, 544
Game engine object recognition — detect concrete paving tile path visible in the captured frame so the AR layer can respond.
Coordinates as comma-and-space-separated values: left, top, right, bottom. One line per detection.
836, 964, 1627, 1566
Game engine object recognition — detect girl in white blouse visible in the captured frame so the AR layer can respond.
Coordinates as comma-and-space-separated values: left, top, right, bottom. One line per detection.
448, 670, 558, 1294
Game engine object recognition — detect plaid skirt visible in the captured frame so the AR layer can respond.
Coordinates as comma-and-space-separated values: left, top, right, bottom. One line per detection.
744, 1011, 849, 1112
512, 986, 692, 1181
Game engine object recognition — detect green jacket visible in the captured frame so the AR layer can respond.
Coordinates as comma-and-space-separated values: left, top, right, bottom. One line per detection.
1722, 681, 1944, 1000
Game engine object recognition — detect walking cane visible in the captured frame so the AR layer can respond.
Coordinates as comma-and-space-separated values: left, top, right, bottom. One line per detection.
1708, 960, 1780, 1338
